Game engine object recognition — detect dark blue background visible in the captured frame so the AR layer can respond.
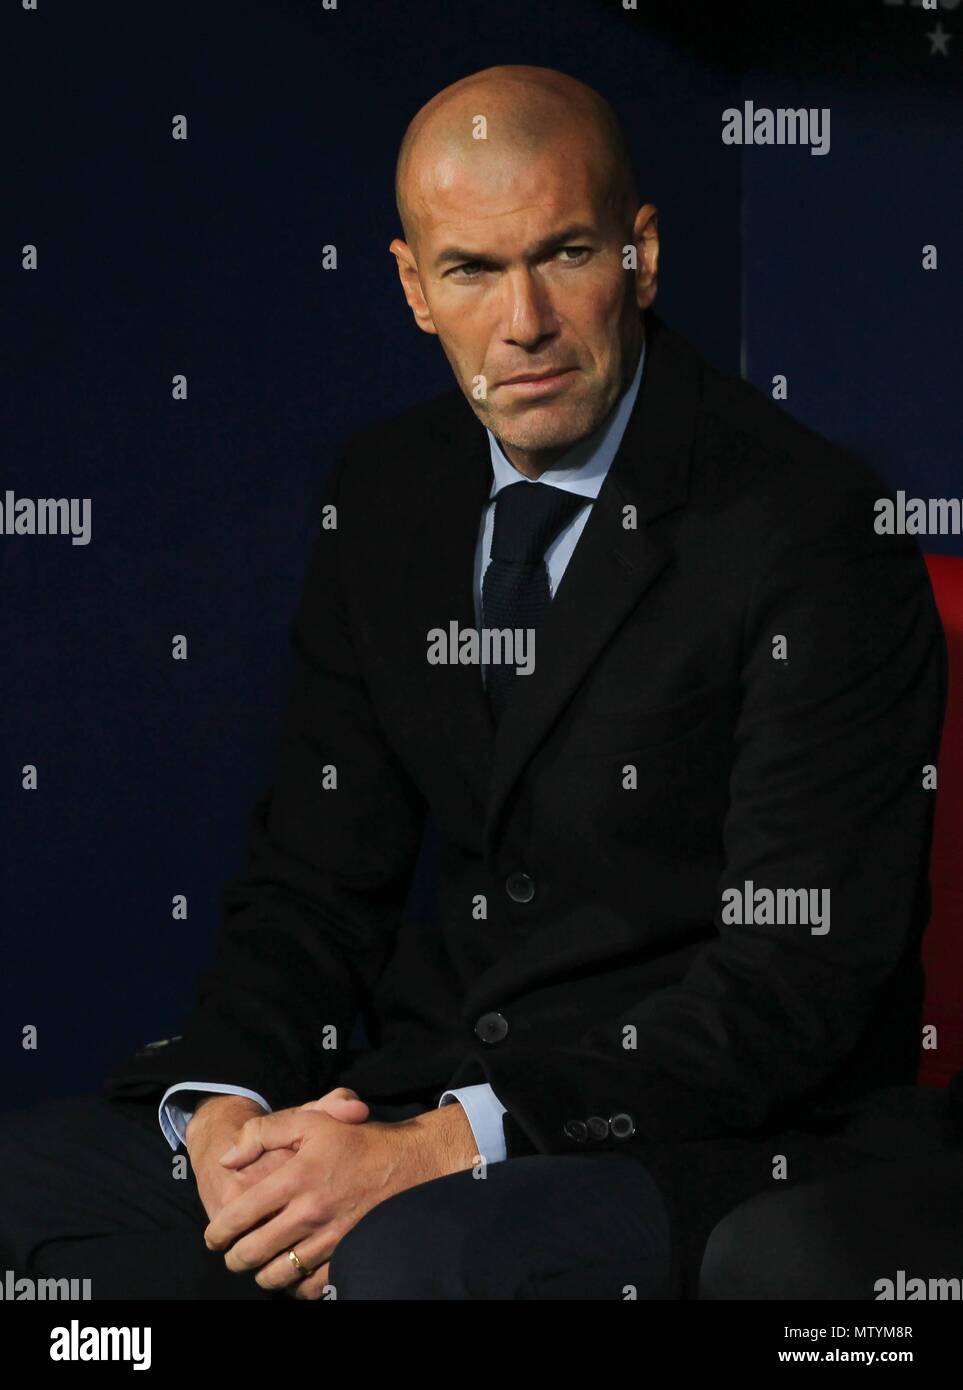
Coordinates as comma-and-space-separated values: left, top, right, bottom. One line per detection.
4, 0, 960, 1108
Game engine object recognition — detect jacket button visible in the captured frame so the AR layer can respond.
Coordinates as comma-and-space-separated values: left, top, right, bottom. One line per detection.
563, 1119, 589, 1142
609, 1112, 636, 1139
474, 1011, 509, 1044
586, 1116, 610, 1141
505, 872, 535, 903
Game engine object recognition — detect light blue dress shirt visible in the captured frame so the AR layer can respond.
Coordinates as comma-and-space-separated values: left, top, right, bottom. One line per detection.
160, 337, 647, 1162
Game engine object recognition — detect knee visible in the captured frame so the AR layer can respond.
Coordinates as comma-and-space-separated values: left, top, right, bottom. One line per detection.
329, 1179, 468, 1300
699, 1187, 828, 1300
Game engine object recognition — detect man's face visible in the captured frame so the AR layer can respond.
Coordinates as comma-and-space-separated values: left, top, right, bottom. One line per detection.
396, 138, 645, 458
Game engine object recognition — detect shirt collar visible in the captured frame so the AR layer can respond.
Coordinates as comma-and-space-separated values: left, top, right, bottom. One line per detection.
485, 337, 646, 501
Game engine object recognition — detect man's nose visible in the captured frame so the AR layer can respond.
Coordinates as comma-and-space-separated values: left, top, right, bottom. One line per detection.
500, 270, 558, 350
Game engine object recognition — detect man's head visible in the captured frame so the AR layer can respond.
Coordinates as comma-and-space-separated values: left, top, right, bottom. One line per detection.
390, 66, 659, 475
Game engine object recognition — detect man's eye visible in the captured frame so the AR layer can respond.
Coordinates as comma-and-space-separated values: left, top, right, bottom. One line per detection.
448, 246, 592, 279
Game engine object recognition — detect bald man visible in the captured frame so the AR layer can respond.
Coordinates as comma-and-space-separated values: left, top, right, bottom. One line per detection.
1, 66, 956, 1303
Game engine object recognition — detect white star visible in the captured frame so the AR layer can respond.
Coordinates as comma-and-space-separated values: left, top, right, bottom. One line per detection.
927, 22, 952, 57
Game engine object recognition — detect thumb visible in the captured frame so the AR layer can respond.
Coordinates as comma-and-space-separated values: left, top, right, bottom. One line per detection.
300, 1086, 369, 1123
300, 1099, 369, 1123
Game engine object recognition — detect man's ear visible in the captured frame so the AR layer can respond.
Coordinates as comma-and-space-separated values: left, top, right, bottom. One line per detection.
389, 238, 438, 336
630, 204, 659, 311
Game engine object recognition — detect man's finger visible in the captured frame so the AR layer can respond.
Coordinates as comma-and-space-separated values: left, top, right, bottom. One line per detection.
299, 1096, 368, 1119
218, 1109, 307, 1168
291, 1261, 333, 1301
222, 1205, 320, 1274
204, 1161, 300, 1252
252, 1226, 337, 1289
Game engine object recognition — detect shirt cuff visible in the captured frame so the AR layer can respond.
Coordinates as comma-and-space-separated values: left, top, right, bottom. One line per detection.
158, 1082, 272, 1151
439, 1083, 508, 1164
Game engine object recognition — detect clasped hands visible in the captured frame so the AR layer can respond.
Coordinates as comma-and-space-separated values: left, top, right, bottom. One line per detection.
186, 1086, 477, 1300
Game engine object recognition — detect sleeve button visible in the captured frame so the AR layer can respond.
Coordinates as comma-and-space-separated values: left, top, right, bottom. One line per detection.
609, 1112, 636, 1139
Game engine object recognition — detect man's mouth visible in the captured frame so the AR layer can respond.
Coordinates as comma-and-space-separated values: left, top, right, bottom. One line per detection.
496, 367, 577, 395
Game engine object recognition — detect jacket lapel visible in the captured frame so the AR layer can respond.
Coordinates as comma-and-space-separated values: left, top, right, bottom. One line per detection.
402, 401, 498, 812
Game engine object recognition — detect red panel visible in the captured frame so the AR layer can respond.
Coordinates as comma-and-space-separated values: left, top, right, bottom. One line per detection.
920, 555, 963, 1087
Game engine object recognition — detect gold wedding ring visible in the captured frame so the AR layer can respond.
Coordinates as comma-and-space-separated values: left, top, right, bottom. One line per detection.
288, 1248, 312, 1278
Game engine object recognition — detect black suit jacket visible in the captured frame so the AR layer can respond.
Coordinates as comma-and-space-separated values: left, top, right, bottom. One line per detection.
104, 309, 947, 1285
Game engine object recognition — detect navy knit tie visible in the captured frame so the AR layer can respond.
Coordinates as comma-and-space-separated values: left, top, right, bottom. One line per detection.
481, 481, 589, 720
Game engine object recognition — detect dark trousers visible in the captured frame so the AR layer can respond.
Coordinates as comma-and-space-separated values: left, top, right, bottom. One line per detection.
3, 1091, 962, 1300
0, 1093, 676, 1300
699, 1149, 963, 1300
